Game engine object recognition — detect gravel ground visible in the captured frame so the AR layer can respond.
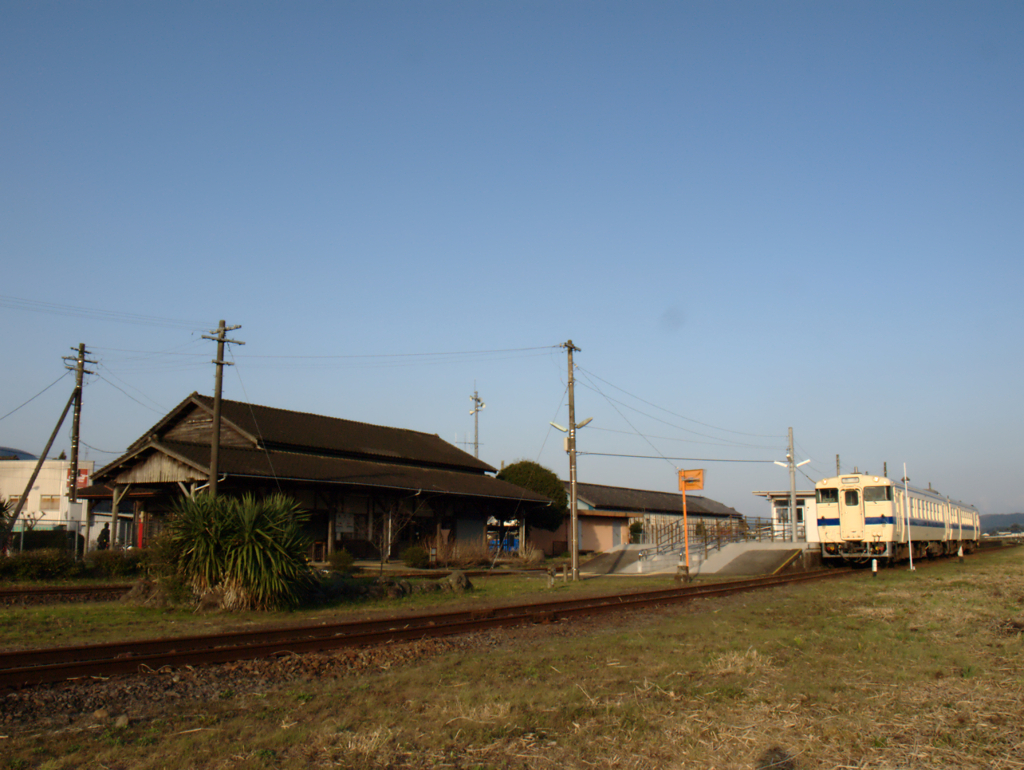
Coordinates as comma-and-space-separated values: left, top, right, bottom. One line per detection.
0, 610, 616, 737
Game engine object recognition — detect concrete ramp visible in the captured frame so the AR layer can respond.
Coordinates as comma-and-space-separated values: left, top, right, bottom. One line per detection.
713, 548, 802, 576
581, 548, 643, 575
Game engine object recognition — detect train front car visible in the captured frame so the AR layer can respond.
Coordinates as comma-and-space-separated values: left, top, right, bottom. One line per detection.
816, 474, 899, 563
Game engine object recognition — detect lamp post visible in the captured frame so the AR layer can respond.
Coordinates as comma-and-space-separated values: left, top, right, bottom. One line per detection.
773, 427, 809, 542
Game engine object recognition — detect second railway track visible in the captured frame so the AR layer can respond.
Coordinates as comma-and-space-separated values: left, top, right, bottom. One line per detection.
0, 569, 852, 689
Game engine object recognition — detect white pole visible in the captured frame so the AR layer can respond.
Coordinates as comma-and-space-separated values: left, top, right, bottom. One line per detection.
904, 463, 915, 572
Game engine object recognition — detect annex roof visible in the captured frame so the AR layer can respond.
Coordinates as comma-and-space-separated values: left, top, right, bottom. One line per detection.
566, 480, 743, 519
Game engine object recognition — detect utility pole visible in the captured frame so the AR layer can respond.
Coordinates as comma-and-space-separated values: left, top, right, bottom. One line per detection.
469, 388, 485, 459
788, 428, 797, 543
62, 343, 95, 504
836, 455, 840, 476
563, 340, 581, 581
202, 320, 244, 497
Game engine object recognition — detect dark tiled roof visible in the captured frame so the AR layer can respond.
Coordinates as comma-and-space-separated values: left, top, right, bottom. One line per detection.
152, 441, 549, 502
566, 481, 742, 519
123, 392, 494, 474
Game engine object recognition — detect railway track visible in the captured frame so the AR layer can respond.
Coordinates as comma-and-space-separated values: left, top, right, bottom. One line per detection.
0, 584, 132, 607
0, 568, 851, 689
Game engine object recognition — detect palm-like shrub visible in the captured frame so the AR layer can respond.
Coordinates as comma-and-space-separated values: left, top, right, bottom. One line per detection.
170, 493, 314, 610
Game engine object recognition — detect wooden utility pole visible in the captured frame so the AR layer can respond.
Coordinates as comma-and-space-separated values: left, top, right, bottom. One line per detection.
62, 343, 94, 504
563, 340, 581, 581
202, 321, 244, 497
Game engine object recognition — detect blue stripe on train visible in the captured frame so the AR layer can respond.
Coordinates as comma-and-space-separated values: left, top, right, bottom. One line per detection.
817, 517, 977, 532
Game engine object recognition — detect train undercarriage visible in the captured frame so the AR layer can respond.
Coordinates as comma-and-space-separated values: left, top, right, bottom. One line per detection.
821, 538, 977, 566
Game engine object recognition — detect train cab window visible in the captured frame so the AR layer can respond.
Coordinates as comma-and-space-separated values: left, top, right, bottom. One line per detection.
817, 488, 838, 504
844, 490, 859, 506
864, 486, 893, 502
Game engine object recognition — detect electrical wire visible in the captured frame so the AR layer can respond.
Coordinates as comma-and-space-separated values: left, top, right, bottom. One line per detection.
95, 363, 168, 413
93, 374, 166, 415
574, 378, 783, 450
0, 295, 215, 330
0, 372, 71, 422
81, 441, 124, 455
586, 424, 784, 451
575, 366, 787, 439
576, 369, 678, 471
229, 350, 282, 493
236, 344, 560, 360
578, 452, 778, 463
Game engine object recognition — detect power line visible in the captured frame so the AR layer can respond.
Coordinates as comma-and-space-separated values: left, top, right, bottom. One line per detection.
93, 374, 166, 414
81, 441, 123, 455
575, 366, 786, 440
95, 363, 168, 413
576, 369, 677, 471
0, 372, 71, 422
0, 295, 215, 330
586, 425, 782, 450
235, 344, 560, 360
578, 452, 778, 463
574, 377, 782, 450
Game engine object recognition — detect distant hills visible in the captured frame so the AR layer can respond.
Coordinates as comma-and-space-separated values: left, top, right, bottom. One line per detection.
0, 447, 37, 461
980, 513, 1024, 533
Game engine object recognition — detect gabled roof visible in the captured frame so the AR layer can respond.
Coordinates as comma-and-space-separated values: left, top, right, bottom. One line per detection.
565, 480, 743, 519
92, 393, 548, 505
115, 391, 494, 475
91, 442, 548, 502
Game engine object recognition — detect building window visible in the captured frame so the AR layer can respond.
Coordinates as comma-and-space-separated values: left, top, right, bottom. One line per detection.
40, 496, 60, 511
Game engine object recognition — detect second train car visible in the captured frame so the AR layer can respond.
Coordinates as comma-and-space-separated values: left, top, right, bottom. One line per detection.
815, 473, 979, 563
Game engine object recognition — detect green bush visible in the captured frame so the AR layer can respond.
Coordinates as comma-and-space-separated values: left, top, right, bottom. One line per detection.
0, 548, 84, 581
86, 550, 144, 578
139, 532, 182, 579
170, 493, 315, 611
629, 522, 644, 544
401, 545, 429, 569
328, 548, 355, 574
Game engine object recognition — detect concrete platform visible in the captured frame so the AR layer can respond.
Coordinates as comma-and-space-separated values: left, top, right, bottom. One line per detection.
582, 541, 815, 577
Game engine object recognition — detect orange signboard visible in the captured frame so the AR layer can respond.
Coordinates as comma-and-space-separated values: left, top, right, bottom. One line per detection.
678, 469, 705, 491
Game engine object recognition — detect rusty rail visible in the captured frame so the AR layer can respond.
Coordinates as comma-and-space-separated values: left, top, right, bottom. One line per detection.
0, 584, 132, 607
0, 569, 852, 689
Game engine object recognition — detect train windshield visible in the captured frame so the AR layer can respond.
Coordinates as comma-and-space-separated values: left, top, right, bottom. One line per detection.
817, 488, 838, 504
844, 490, 859, 506
864, 486, 893, 502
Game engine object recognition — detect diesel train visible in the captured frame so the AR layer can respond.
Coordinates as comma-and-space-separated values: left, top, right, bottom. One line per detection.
815, 473, 979, 563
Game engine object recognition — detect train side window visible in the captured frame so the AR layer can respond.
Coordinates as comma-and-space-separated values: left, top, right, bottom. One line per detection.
817, 488, 838, 504
864, 486, 893, 502
844, 490, 859, 506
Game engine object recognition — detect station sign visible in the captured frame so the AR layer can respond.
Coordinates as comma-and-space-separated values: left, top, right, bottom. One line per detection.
678, 469, 705, 491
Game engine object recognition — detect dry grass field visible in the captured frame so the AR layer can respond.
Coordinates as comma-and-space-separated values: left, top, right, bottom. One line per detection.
3, 548, 1024, 769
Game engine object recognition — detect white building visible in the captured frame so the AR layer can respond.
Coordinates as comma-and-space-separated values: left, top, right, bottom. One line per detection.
0, 459, 94, 535
751, 489, 820, 544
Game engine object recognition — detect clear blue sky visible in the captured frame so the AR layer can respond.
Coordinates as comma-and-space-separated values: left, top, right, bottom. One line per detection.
2, 2, 1021, 516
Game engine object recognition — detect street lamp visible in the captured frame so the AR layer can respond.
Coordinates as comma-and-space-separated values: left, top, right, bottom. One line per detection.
550, 417, 592, 580
774, 427, 810, 543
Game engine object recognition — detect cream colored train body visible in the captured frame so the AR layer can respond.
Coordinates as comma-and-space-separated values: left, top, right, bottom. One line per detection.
815, 473, 979, 563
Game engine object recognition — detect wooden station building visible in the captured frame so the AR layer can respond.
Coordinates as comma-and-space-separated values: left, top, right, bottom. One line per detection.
80, 392, 548, 559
